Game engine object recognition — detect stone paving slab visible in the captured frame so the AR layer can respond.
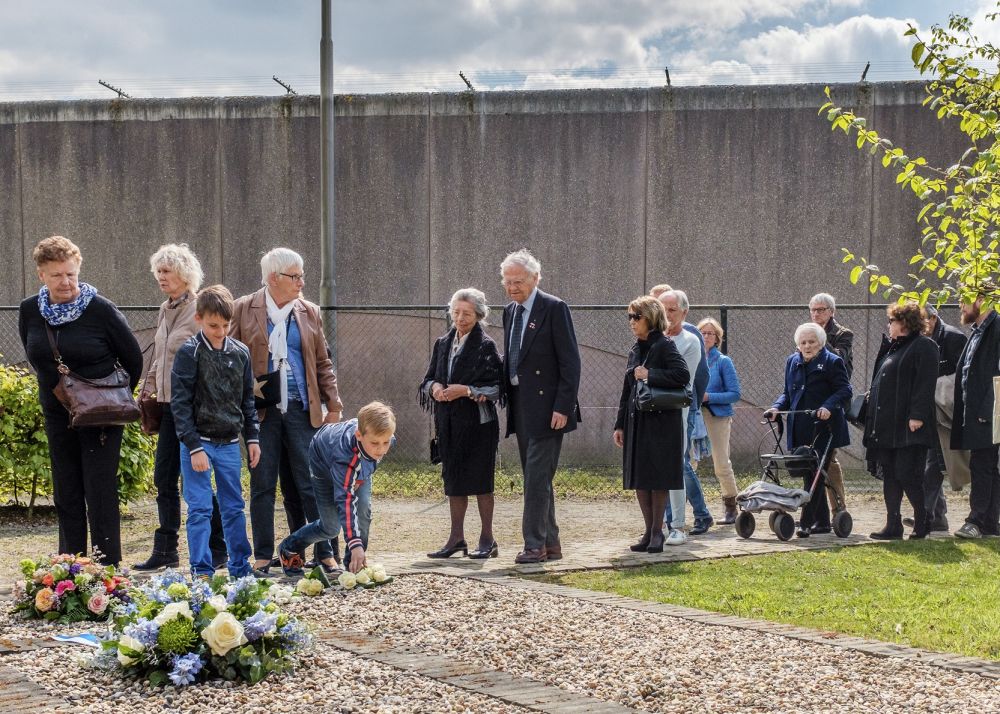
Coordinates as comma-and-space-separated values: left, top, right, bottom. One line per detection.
0, 664, 73, 712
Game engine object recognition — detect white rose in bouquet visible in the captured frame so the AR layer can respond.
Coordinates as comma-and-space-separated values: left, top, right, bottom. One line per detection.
371, 566, 389, 584
295, 578, 324, 597
207, 595, 229, 612
337, 571, 357, 590
201, 612, 248, 656
355, 569, 371, 586
268, 584, 294, 604
116, 634, 145, 666
153, 600, 194, 625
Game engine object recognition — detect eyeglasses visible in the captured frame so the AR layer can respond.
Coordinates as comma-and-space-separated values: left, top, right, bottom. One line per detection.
280, 272, 305, 282
699, 331, 716, 338
809, 306, 831, 313
627, 313, 643, 322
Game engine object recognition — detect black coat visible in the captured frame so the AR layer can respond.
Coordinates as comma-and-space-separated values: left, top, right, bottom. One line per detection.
502, 290, 582, 438
614, 332, 690, 491
863, 333, 938, 450
931, 316, 967, 377
825, 318, 855, 379
951, 310, 1000, 451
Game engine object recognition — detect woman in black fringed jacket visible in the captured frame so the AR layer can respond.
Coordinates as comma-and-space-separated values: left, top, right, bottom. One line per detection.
419, 287, 502, 560
18, 235, 143, 566
864, 301, 939, 540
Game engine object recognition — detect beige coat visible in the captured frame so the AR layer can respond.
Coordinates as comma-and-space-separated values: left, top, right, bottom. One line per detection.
145, 293, 199, 403
230, 287, 343, 427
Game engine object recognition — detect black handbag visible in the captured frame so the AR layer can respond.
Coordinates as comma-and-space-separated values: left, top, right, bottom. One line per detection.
635, 380, 692, 411
846, 392, 868, 427
253, 368, 282, 409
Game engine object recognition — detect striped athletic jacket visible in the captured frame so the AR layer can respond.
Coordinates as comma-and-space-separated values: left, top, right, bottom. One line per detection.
308, 419, 391, 553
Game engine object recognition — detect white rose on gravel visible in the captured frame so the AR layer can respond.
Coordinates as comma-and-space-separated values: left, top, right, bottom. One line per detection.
116, 634, 144, 666
153, 600, 194, 625
372, 568, 389, 584
201, 612, 249, 656
207, 595, 229, 612
268, 585, 294, 604
296, 578, 324, 597
355, 570, 371, 586
337, 572, 357, 590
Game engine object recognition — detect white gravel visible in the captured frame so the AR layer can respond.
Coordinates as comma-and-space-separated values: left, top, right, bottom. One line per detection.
2, 574, 999, 713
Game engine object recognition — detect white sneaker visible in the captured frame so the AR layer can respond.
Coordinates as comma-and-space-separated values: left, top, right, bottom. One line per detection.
666, 528, 687, 546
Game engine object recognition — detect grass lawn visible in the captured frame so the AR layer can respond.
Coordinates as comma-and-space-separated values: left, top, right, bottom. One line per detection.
539, 540, 1000, 660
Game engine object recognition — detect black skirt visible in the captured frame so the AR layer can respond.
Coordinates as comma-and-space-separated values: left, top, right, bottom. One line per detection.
440, 417, 499, 496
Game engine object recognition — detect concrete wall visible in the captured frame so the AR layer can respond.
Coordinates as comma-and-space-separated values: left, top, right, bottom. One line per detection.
0, 84, 970, 463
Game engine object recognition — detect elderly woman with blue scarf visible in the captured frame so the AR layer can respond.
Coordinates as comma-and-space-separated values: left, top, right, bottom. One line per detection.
18, 236, 143, 566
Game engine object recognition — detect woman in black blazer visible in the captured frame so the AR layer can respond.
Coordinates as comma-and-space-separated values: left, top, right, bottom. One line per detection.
864, 301, 939, 539
614, 296, 690, 553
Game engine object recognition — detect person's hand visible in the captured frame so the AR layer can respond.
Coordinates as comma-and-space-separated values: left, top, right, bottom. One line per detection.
190, 451, 210, 472
431, 383, 445, 401
613, 429, 624, 448
551, 411, 568, 430
248, 443, 261, 468
909, 419, 923, 432
816, 407, 831, 421
702, 392, 710, 404
763, 408, 778, 421
348, 546, 367, 574
633, 366, 649, 381
324, 410, 342, 424
440, 384, 470, 401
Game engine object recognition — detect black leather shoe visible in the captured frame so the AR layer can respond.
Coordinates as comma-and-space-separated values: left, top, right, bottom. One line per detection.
629, 534, 651, 552
646, 531, 665, 553
870, 528, 904, 540
810, 525, 832, 535
305, 559, 342, 574
133, 553, 180, 571
212, 553, 228, 570
427, 540, 468, 558
796, 527, 811, 538
690, 517, 714, 536
468, 542, 499, 559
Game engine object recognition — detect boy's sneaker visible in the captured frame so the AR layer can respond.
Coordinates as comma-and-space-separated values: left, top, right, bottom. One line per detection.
279, 548, 305, 576
665, 528, 687, 546
955, 522, 982, 539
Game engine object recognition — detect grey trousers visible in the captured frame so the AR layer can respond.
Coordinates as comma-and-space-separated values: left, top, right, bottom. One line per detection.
516, 432, 563, 550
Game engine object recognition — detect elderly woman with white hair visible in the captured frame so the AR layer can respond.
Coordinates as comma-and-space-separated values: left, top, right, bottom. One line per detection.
135, 243, 230, 571
420, 287, 503, 559
231, 247, 344, 574
764, 321, 852, 537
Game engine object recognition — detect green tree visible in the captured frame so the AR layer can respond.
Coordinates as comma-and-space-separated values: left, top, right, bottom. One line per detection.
821, 6, 1000, 304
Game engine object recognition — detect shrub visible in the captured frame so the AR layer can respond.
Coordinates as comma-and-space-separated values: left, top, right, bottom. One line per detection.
0, 359, 154, 515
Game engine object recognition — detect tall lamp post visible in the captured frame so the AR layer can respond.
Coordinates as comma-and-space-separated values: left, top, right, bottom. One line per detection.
319, 0, 337, 366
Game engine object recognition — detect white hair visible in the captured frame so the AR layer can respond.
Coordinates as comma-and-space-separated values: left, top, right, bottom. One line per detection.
665, 289, 689, 312
149, 243, 204, 293
809, 292, 836, 311
260, 247, 304, 285
449, 287, 490, 322
794, 322, 828, 348
500, 248, 541, 278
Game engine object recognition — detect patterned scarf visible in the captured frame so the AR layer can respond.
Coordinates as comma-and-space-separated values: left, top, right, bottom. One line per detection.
38, 282, 97, 326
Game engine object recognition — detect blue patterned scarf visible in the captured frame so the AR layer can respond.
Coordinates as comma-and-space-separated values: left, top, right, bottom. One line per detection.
38, 282, 98, 326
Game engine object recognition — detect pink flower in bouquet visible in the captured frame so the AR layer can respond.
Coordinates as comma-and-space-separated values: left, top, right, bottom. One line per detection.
55, 580, 76, 597
104, 578, 115, 593
87, 592, 109, 615
41, 573, 54, 588
34, 587, 57, 612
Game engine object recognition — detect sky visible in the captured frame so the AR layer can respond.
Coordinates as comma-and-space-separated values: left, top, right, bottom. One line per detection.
0, 0, 992, 100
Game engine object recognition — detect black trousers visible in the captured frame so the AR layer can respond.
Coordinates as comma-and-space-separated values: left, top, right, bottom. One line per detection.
43, 409, 123, 565
968, 445, 1000, 535
152, 404, 226, 559
922, 441, 948, 525
878, 445, 929, 533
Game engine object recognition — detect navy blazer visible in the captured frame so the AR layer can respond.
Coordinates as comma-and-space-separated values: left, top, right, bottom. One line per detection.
771, 347, 852, 451
502, 289, 582, 438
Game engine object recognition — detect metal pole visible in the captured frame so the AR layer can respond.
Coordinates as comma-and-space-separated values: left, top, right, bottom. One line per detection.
719, 305, 729, 354
319, 0, 337, 366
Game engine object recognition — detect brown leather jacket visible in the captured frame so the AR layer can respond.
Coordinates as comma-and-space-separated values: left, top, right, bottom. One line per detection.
230, 288, 343, 427
146, 293, 199, 403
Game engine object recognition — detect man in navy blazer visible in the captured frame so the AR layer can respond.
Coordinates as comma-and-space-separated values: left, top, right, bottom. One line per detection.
500, 249, 581, 564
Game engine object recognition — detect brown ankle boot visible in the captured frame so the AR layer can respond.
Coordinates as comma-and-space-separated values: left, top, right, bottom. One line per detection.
719, 496, 738, 525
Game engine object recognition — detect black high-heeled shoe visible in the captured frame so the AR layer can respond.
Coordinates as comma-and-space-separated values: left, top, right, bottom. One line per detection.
427, 540, 468, 558
629, 534, 651, 552
646, 531, 665, 553
467, 541, 499, 559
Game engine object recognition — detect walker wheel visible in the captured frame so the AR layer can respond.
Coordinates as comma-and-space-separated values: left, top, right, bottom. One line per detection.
735, 511, 756, 539
833, 510, 854, 538
768, 511, 780, 532
774, 512, 795, 541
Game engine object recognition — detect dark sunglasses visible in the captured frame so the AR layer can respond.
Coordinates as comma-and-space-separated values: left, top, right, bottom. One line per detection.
627, 313, 643, 321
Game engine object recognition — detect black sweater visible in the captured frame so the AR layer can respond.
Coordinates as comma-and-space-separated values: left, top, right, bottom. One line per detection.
19, 294, 143, 416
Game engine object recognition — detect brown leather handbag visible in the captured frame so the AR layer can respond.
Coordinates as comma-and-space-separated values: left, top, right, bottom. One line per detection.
46, 324, 140, 429
138, 387, 163, 434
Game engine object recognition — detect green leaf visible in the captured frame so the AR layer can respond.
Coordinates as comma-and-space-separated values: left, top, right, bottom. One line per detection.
850, 266, 864, 284
911, 42, 925, 66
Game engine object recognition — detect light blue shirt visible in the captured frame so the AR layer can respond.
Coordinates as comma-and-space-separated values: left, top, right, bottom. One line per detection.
509, 287, 538, 386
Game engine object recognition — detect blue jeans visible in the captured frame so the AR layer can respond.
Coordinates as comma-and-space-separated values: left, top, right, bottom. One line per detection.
280, 461, 372, 568
181, 442, 252, 578
664, 409, 712, 526
249, 403, 331, 562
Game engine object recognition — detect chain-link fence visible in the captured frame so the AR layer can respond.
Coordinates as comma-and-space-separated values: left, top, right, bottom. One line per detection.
0, 303, 966, 497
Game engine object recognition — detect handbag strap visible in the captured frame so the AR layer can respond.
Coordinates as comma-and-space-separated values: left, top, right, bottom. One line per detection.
44, 323, 70, 375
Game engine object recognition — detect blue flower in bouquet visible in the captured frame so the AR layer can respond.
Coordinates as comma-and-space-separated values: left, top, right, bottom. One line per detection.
123, 618, 160, 649
279, 621, 312, 650
68, 563, 82, 576
243, 611, 279, 642
168, 652, 204, 686
225, 575, 258, 604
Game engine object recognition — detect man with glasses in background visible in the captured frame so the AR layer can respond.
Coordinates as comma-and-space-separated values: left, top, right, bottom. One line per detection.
807, 293, 854, 532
